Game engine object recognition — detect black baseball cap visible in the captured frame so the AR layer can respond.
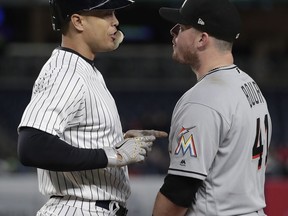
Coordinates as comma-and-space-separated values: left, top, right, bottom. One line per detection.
159, 0, 241, 42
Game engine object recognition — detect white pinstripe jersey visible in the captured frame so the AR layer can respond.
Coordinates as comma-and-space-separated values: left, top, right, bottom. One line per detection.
168, 65, 271, 216
18, 47, 130, 204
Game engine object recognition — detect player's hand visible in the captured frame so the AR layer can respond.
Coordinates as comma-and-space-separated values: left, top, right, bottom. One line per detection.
103, 136, 156, 167
124, 130, 168, 139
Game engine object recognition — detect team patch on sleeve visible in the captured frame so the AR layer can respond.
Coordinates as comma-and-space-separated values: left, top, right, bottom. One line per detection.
175, 126, 197, 157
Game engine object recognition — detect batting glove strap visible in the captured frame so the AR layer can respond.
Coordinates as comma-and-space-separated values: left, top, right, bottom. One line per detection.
103, 147, 119, 167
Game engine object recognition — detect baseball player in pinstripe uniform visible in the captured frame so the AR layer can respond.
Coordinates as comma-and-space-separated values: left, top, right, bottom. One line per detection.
17, 0, 167, 215
153, 0, 272, 215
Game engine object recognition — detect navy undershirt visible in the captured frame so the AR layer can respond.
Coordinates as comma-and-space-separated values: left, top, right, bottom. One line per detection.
17, 127, 108, 171
160, 174, 203, 208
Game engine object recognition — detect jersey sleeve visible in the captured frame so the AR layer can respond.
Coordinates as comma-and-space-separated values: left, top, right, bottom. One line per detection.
168, 102, 229, 180
18, 64, 85, 136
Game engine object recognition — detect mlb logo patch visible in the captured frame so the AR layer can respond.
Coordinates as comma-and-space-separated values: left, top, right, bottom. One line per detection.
175, 127, 197, 157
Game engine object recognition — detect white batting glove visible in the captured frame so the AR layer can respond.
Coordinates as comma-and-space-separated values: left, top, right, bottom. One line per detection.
103, 136, 156, 167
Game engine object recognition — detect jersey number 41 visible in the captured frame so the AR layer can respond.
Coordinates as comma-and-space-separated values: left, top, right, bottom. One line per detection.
252, 114, 269, 170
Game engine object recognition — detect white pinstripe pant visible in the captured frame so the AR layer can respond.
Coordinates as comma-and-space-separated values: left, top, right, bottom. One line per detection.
36, 196, 123, 216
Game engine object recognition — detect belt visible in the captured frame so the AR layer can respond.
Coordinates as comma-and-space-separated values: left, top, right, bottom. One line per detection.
50, 196, 127, 216
96, 200, 128, 216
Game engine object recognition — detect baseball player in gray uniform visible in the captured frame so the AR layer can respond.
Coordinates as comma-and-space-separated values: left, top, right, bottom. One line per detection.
153, 0, 272, 215
17, 0, 167, 215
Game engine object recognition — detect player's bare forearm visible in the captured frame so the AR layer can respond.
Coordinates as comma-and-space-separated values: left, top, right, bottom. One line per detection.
124, 130, 168, 139
152, 192, 188, 216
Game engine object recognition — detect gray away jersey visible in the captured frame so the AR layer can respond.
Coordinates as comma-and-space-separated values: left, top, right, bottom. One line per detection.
18, 48, 130, 204
168, 65, 271, 216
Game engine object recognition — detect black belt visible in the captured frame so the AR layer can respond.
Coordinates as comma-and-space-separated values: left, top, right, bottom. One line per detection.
96, 200, 128, 216
50, 196, 128, 216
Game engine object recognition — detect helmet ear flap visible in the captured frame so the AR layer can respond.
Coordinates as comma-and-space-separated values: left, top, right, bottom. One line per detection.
49, 0, 66, 31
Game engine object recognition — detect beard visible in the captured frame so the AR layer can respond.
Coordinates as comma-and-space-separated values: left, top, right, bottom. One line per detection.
172, 47, 200, 72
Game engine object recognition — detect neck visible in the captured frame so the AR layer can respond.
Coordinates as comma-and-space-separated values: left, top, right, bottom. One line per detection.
61, 35, 96, 61
193, 51, 234, 81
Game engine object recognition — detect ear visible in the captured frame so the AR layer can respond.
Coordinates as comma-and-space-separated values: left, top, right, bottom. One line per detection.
197, 32, 209, 49
70, 14, 84, 31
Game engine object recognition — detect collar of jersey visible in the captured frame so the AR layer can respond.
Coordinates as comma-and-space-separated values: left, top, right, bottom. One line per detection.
197, 64, 237, 82
56, 46, 95, 67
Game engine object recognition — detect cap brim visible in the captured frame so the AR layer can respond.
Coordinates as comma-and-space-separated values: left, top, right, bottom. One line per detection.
97, 0, 134, 10
159, 7, 190, 25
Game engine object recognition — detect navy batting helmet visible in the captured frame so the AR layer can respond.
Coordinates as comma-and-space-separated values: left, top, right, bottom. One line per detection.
49, 0, 134, 31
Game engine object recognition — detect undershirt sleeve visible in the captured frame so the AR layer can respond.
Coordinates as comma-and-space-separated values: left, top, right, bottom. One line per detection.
160, 174, 203, 207
17, 127, 108, 171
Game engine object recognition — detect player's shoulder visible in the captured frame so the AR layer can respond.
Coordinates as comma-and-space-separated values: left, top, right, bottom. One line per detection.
181, 65, 251, 109
44, 47, 94, 78
36, 48, 91, 89
197, 65, 252, 95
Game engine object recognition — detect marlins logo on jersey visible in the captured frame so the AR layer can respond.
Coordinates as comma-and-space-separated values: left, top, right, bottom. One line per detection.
175, 126, 197, 157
